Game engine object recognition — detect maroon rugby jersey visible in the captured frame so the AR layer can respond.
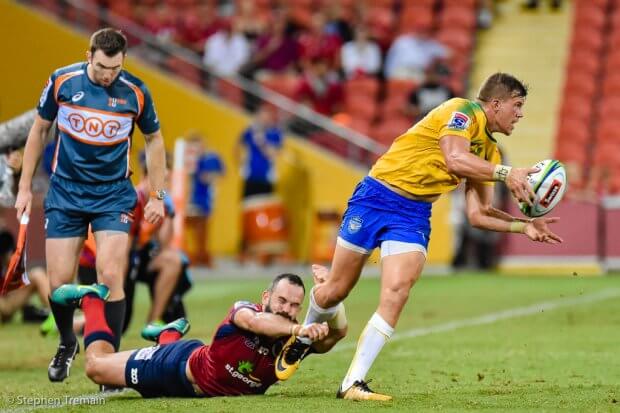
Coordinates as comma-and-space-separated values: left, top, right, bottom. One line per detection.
188, 301, 289, 396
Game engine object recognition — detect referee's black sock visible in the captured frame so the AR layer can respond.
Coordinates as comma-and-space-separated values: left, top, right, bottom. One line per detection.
104, 298, 126, 351
49, 298, 77, 346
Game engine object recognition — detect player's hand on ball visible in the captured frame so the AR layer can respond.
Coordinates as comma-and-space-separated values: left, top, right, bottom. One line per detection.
298, 322, 329, 341
144, 198, 165, 224
524, 217, 563, 244
506, 167, 538, 206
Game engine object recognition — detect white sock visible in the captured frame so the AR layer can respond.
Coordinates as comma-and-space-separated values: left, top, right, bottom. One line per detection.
298, 287, 341, 345
341, 312, 394, 391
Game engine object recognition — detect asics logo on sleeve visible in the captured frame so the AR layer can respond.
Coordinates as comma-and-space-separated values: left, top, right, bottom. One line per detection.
71, 91, 85, 102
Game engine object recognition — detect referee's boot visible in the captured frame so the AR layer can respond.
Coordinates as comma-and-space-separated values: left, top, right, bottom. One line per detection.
48, 341, 80, 382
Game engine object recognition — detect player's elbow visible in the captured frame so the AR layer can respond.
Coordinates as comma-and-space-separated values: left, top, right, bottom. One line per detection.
445, 152, 466, 176
467, 210, 486, 229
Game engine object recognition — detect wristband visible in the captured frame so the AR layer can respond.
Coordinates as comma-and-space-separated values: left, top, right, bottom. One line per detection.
509, 221, 527, 233
493, 164, 512, 182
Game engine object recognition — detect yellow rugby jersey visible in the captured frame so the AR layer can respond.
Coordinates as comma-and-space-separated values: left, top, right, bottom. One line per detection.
369, 97, 501, 196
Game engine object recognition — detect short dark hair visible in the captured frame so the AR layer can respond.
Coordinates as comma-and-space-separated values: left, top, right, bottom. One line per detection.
477, 72, 528, 102
89, 28, 127, 56
268, 273, 305, 294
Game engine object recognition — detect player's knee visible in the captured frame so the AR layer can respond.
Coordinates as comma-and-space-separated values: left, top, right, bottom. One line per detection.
85, 355, 102, 383
384, 281, 413, 307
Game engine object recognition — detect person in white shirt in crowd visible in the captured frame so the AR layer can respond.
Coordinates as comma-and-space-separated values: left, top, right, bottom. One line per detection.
384, 29, 450, 82
203, 20, 250, 77
340, 26, 382, 79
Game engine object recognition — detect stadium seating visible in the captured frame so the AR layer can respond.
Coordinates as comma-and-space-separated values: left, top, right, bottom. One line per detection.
33, 0, 479, 162
553, 0, 620, 195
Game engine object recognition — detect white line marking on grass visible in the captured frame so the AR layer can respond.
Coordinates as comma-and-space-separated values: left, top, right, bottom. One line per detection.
3, 289, 619, 412
333, 288, 620, 352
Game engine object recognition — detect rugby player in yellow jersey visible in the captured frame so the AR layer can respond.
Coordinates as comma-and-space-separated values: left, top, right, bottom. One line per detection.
274, 73, 563, 400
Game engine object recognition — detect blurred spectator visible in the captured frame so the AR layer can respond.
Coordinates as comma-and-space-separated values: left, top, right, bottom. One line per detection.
234, 0, 268, 41
384, 29, 450, 82
240, 13, 299, 79
143, 4, 179, 44
324, 3, 354, 43
406, 64, 455, 121
295, 57, 344, 116
0, 149, 22, 208
0, 230, 50, 324
478, 0, 495, 29
522, 0, 562, 10
203, 20, 250, 77
235, 105, 283, 198
176, 2, 222, 54
341, 26, 382, 78
298, 12, 343, 68
184, 132, 225, 267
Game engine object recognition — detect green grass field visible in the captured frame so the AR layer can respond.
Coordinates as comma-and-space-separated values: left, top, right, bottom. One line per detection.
1, 273, 620, 412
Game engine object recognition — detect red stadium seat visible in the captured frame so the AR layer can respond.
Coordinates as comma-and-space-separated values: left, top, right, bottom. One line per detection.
165, 56, 203, 87
438, 7, 477, 31
597, 97, 620, 119
556, 118, 591, 145
401, 0, 436, 6
309, 132, 349, 157
260, 75, 301, 100
436, 29, 474, 54
348, 118, 373, 136
399, 6, 434, 33
345, 96, 378, 122
602, 72, 620, 96
559, 97, 594, 124
344, 77, 381, 100
443, 0, 477, 7
592, 140, 620, 166
215, 78, 243, 106
386, 79, 418, 101
563, 72, 597, 100
566, 50, 602, 75
381, 95, 411, 119
574, 0, 608, 10
595, 119, 620, 145
570, 28, 605, 53
554, 141, 587, 163
573, 7, 606, 29
371, 118, 412, 145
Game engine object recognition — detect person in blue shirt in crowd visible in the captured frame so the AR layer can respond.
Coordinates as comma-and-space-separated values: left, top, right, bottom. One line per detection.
185, 132, 224, 267
235, 105, 283, 198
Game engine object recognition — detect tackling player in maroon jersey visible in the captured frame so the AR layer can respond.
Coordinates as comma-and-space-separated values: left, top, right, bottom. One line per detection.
50, 273, 346, 397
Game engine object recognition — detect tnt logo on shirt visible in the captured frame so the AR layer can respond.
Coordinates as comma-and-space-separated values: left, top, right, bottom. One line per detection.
67, 114, 121, 139
447, 112, 470, 130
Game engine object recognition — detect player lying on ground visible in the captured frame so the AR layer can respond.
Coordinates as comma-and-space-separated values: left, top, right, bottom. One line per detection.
51, 273, 346, 397
275, 73, 563, 401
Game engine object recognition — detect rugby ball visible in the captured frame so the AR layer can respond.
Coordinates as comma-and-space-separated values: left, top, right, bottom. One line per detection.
519, 159, 567, 217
